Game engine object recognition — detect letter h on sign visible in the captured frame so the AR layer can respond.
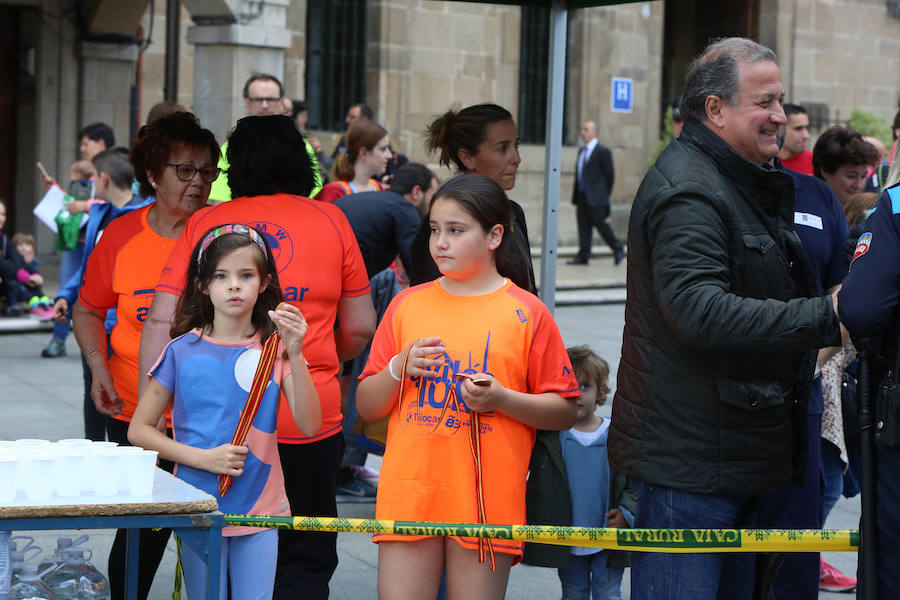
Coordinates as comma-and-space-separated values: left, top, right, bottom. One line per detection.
611, 77, 634, 114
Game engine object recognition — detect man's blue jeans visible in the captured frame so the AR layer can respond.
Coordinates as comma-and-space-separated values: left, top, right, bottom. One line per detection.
53, 242, 84, 340
631, 481, 758, 600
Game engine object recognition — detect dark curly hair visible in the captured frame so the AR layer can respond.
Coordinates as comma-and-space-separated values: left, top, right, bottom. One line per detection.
424, 104, 514, 173
171, 225, 283, 346
566, 345, 611, 406
812, 126, 881, 179
130, 112, 219, 198
226, 115, 317, 198
429, 174, 532, 291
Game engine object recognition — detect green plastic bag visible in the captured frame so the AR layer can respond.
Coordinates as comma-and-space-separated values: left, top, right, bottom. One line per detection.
55, 180, 92, 251
55, 195, 83, 251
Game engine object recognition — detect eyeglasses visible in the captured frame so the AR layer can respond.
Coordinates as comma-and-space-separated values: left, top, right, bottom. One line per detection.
247, 97, 281, 105
166, 163, 220, 183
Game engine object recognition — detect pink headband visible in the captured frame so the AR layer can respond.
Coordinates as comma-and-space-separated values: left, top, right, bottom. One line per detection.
197, 224, 268, 265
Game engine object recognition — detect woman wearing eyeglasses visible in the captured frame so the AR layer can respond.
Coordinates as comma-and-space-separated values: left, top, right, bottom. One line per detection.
73, 111, 219, 600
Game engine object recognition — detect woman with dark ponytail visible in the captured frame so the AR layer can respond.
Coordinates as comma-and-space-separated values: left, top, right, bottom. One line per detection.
314, 119, 393, 203
410, 104, 536, 292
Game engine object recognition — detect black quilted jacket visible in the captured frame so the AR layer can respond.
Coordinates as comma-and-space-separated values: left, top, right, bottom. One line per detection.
608, 120, 841, 495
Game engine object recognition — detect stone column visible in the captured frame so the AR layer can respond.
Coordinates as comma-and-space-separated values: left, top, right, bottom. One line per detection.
185, 0, 291, 142
77, 41, 139, 145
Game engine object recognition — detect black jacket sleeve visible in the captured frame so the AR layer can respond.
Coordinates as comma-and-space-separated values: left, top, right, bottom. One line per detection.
649, 194, 840, 351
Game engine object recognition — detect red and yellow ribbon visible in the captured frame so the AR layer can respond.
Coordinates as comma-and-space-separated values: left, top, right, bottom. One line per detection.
397, 345, 496, 570
218, 332, 280, 497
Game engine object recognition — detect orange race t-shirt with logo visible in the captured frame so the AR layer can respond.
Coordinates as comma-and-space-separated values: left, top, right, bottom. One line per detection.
155, 193, 371, 444
79, 204, 177, 424
360, 278, 579, 559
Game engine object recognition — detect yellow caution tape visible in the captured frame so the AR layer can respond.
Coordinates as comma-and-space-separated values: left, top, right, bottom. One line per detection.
223, 515, 859, 553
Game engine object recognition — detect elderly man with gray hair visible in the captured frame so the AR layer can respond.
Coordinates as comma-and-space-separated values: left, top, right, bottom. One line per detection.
608, 37, 843, 598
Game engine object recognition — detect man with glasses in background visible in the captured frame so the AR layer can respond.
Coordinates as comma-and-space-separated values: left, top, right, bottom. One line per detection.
209, 73, 322, 204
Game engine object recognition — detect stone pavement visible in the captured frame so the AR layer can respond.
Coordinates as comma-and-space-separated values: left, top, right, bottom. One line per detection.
1, 263, 860, 598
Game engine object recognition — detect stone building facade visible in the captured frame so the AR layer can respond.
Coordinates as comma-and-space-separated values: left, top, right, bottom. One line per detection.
1, 0, 898, 256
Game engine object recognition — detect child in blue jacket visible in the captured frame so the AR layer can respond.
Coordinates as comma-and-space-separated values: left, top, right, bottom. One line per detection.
524, 345, 635, 600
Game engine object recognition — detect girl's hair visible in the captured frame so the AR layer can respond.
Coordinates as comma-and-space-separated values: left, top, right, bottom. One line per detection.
331, 119, 388, 182
812, 126, 880, 179
424, 104, 513, 173
131, 112, 219, 198
566, 345, 611, 406
843, 192, 880, 228
429, 174, 532, 290
171, 224, 283, 344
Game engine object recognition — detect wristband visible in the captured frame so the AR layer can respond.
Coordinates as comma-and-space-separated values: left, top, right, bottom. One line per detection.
86, 348, 100, 358
388, 354, 402, 381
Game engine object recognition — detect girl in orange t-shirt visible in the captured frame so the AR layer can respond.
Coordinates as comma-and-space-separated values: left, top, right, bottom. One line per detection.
357, 174, 579, 599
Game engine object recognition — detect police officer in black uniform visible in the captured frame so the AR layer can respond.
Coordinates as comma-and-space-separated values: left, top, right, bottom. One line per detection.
837, 182, 900, 597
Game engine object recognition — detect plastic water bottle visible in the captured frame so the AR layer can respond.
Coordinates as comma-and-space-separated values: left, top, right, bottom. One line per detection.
8, 563, 55, 600
0, 531, 11, 600
44, 549, 108, 600
37, 537, 87, 574
9, 543, 41, 586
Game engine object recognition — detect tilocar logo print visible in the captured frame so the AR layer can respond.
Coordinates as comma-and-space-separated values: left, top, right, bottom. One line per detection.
403, 332, 496, 436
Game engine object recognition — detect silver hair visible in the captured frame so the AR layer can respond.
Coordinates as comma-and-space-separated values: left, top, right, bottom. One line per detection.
679, 37, 777, 122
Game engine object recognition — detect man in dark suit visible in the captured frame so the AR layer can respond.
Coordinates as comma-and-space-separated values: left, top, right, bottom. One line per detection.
568, 120, 624, 265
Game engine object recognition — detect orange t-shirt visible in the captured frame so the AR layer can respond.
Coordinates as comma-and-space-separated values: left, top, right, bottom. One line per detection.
78, 205, 177, 423
360, 278, 579, 558
155, 193, 371, 444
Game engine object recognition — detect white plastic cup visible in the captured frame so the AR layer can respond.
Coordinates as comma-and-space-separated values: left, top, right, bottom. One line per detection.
0, 451, 18, 504
91, 448, 123, 496
57, 438, 94, 447
23, 452, 56, 502
14, 439, 51, 493
90, 441, 119, 450
14, 439, 50, 447
124, 450, 158, 496
55, 447, 90, 497
115, 447, 144, 492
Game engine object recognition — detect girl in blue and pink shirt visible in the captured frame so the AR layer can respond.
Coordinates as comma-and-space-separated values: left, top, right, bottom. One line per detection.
129, 224, 320, 600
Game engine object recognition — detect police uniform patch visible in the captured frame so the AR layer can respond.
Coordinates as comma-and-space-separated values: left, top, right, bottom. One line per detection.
852, 232, 872, 262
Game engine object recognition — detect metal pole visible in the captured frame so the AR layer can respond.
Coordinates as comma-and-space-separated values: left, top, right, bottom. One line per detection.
164, 0, 180, 102
856, 349, 878, 600
538, 1, 567, 313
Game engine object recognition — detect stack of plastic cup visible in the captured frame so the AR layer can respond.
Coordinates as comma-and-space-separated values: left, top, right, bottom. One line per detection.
91, 447, 125, 497
55, 446, 90, 498
0, 450, 17, 504
22, 452, 55, 502
14, 440, 51, 500
55, 439, 95, 498
124, 450, 158, 496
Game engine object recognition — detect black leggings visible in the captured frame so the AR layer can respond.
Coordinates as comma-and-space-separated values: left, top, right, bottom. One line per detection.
81, 353, 107, 441
105, 417, 175, 600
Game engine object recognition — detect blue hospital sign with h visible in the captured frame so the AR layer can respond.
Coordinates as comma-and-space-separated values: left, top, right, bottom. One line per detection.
611, 77, 634, 114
